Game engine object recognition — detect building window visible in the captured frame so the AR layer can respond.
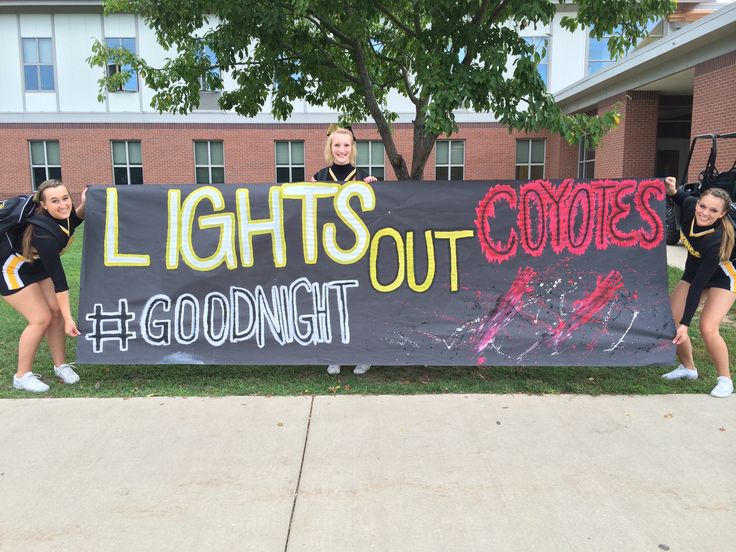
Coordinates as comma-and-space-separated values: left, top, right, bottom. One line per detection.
112, 141, 143, 185
194, 141, 224, 184
106, 37, 138, 91
275, 141, 305, 182
516, 139, 546, 180
22, 38, 54, 91
587, 32, 616, 75
29, 140, 61, 190
588, 21, 664, 75
435, 140, 464, 180
635, 20, 664, 51
524, 37, 549, 88
198, 44, 221, 92
356, 141, 385, 180
577, 135, 595, 179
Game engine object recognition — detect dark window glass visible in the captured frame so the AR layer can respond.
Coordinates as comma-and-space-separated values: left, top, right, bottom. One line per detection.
530, 165, 544, 179
33, 167, 47, 188
114, 167, 129, 185
276, 167, 290, 182
450, 166, 464, 180
130, 167, 144, 184
196, 167, 210, 184
211, 167, 225, 184
291, 167, 305, 182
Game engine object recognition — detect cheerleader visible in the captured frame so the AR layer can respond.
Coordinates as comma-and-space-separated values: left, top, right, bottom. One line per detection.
2, 179, 86, 392
661, 176, 735, 398
313, 124, 376, 375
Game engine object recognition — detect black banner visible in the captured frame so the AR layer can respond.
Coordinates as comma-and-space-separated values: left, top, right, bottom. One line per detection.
77, 179, 674, 366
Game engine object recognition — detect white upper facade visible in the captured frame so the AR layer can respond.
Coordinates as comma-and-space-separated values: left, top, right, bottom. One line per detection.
0, 1, 732, 124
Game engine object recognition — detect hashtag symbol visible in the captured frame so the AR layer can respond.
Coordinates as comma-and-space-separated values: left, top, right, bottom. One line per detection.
84, 299, 137, 353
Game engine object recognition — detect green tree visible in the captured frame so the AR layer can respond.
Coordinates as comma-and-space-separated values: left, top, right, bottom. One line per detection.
89, 0, 674, 179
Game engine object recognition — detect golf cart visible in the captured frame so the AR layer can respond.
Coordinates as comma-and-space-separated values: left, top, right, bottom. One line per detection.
665, 132, 736, 245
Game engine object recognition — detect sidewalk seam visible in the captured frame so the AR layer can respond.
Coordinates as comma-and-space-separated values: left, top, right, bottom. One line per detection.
283, 394, 314, 552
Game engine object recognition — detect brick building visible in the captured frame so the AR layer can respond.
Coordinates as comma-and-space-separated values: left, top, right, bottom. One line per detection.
1, 1, 735, 201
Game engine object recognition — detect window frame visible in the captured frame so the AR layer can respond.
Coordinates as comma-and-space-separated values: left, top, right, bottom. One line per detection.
193, 140, 225, 184
515, 139, 546, 180
111, 140, 144, 185
275, 141, 305, 182
198, 44, 222, 92
105, 37, 139, 92
435, 140, 465, 181
356, 140, 385, 180
523, 36, 550, 89
587, 20, 664, 76
586, 32, 616, 76
28, 140, 61, 191
577, 135, 596, 179
21, 37, 55, 92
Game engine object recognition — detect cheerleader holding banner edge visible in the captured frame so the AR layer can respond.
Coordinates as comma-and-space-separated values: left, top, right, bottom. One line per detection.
662, 176, 735, 398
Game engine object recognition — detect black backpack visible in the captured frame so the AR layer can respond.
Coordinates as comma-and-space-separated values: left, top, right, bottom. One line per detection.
0, 194, 66, 255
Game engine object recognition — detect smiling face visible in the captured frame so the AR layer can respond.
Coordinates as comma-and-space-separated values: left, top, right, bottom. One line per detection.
40, 185, 73, 220
330, 133, 353, 166
695, 193, 728, 227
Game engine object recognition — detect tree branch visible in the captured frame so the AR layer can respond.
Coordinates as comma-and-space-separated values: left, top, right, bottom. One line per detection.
401, 66, 420, 106
349, 39, 409, 178
375, 4, 418, 38
471, 0, 492, 26
304, 13, 356, 50
284, 43, 360, 85
489, 0, 511, 23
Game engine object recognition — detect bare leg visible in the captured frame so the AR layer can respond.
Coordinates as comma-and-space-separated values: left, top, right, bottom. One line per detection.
670, 281, 702, 369
37, 278, 66, 367
699, 288, 736, 379
2, 284, 53, 378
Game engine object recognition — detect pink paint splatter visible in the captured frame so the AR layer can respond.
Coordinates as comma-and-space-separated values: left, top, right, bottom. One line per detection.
474, 266, 537, 352
549, 270, 623, 346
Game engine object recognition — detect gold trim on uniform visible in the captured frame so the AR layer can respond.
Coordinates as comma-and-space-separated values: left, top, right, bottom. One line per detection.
720, 260, 736, 293
59, 233, 75, 256
689, 219, 716, 238
58, 218, 70, 236
328, 167, 356, 182
2, 253, 27, 291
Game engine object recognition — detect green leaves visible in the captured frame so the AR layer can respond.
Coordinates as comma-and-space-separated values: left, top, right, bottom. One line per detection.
91, 0, 674, 178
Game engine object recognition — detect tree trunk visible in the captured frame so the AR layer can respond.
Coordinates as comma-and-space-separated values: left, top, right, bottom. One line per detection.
409, 100, 438, 180
350, 45, 411, 180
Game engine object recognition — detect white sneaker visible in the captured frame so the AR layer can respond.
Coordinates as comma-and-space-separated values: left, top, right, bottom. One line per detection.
710, 376, 734, 398
353, 364, 371, 375
327, 364, 341, 375
13, 372, 50, 393
54, 363, 80, 384
661, 364, 698, 380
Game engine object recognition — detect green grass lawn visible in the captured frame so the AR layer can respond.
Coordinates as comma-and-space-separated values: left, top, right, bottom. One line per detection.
1, 228, 731, 398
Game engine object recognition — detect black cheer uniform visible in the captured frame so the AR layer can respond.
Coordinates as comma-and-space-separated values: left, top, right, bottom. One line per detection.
0, 209, 83, 296
674, 190, 736, 326
313, 163, 368, 182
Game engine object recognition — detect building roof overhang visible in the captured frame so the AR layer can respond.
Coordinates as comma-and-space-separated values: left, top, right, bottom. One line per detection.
0, 1, 103, 14
554, 3, 736, 113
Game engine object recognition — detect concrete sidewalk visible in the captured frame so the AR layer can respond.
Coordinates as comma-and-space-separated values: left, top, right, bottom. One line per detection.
1, 394, 733, 551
